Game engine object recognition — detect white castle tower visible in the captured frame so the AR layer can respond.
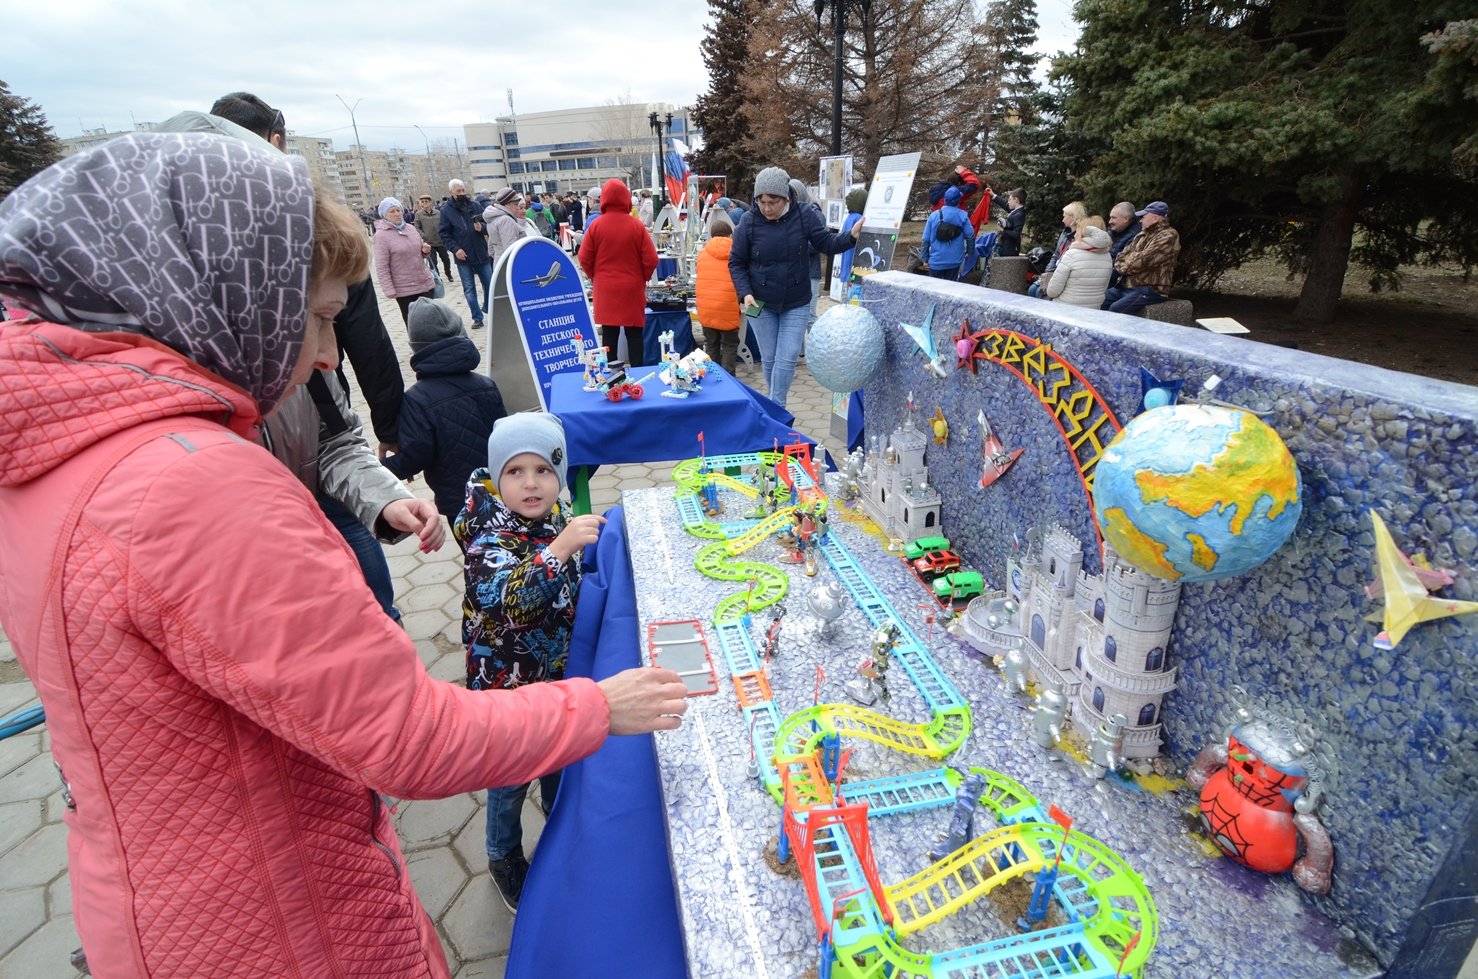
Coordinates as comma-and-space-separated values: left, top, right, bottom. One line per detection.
859, 419, 942, 540
965, 524, 1183, 760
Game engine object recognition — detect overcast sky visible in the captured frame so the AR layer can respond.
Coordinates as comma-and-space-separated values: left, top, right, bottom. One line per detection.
11, 0, 1080, 153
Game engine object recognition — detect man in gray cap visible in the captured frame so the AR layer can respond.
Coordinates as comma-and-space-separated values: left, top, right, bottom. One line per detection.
1103, 200, 1180, 316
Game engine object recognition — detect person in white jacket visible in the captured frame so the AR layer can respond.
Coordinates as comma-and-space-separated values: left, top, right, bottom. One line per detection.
1044, 223, 1114, 308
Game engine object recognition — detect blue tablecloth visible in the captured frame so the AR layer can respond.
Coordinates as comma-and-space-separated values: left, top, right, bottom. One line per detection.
643, 307, 695, 365
655, 257, 679, 280
506, 506, 685, 977
549, 363, 807, 468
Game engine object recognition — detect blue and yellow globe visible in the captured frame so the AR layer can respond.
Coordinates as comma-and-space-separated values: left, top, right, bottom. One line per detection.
1093, 404, 1302, 582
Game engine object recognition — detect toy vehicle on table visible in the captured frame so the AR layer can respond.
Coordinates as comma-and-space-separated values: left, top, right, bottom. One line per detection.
598, 366, 644, 402
903, 535, 950, 561
933, 570, 985, 603
912, 549, 961, 578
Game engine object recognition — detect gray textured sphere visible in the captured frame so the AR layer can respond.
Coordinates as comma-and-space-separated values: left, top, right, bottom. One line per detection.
804, 303, 886, 393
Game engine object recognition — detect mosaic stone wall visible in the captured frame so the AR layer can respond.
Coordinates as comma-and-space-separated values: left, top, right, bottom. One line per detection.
856, 271, 1478, 965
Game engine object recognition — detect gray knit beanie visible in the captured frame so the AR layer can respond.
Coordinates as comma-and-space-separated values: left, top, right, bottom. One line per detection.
487, 412, 568, 493
407, 298, 465, 351
753, 166, 791, 200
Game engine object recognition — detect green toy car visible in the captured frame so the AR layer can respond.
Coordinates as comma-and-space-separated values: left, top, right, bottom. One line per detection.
932, 570, 984, 602
903, 535, 951, 561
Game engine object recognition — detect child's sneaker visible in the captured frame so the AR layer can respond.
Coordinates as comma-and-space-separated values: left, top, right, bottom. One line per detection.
488, 849, 529, 913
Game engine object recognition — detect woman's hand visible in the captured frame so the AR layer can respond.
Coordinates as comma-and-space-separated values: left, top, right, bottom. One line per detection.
380, 498, 446, 552
598, 666, 689, 734
421, 243, 431, 255
742, 294, 759, 310
850, 221, 863, 239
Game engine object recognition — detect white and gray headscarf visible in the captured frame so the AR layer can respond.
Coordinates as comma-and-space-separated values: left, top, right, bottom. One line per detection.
0, 131, 314, 415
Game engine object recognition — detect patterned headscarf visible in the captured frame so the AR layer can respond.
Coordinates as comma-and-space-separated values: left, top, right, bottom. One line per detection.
0, 132, 314, 415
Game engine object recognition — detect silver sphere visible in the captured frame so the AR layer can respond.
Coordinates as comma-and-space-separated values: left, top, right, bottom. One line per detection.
804, 303, 886, 393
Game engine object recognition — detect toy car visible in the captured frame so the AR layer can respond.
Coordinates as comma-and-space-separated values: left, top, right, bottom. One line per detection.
903, 535, 951, 561
932, 570, 984, 603
912, 550, 961, 577
599, 368, 644, 402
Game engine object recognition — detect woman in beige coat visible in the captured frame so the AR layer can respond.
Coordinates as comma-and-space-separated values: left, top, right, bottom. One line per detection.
1044, 224, 1114, 308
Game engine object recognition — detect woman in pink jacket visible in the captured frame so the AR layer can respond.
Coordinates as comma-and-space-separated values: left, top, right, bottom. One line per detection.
373, 196, 437, 323
0, 133, 686, 979
577, 179, 658, 366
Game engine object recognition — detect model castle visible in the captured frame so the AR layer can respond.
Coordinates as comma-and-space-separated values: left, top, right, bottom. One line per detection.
964, 524, 1184, 759
857, 418, 942, 540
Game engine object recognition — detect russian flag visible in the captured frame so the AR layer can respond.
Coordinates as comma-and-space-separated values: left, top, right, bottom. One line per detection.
665, 137, 691, 209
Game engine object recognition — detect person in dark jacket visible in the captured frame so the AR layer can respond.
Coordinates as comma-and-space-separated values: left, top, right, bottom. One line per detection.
439, 179, 493, 329
729, 166, 859, 408
1107, 201, 1142, 289
565, 192, 584, 232
383, 298, 508, 526
996, 188, 1026, 257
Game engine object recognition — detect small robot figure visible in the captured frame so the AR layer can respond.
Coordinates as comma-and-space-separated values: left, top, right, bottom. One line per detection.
1186, 715, 1333, 894
806, 579, 849, 636
855, 622, 899, 706
1089, 713, 1127, 778
572, 332, 611, 391
657, 331, 708, 398
1031, 682, 1067, 749
839, 448, 865, 502
1001, 647, 1029, 696
929, 770, 986, 861
759, 608, 785, 664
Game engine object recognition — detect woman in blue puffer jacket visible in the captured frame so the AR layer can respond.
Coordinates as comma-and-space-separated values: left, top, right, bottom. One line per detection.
729, 166, 859, 408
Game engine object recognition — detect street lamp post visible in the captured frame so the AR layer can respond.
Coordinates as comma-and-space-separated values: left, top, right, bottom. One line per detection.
413, 124, 436, 199
336, 95, 371, 209
814, 1, 871, 156
648, 111, 665, 224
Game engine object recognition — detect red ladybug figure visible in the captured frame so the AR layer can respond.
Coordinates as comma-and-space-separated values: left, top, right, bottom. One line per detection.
1186, 717, 1334, 894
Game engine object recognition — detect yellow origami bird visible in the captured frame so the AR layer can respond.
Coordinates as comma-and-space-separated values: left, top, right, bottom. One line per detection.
1367, 510, 1478, 649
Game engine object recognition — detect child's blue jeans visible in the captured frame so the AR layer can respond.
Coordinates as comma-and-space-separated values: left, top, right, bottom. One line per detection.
486, 771, 562, 860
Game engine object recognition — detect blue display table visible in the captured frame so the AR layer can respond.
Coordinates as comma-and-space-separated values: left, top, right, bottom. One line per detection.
547, 364, 807, 515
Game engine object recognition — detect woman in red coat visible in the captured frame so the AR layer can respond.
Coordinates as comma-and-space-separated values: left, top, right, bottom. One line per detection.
578, 178, 658, 366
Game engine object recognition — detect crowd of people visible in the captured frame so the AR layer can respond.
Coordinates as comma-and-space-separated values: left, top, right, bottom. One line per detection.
916, 163, 1182, 316
0, 92, 689, 978
0, 85, 1194, 973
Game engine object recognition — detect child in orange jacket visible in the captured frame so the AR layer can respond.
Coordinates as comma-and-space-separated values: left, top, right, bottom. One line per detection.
695, 222, 741, 372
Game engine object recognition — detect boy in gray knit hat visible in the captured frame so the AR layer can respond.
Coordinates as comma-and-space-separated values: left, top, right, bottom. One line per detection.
382, 298, 506, 521
451, 411, 606, 912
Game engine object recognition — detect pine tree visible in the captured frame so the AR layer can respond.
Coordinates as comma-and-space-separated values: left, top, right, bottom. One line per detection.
734, 0, 991, 194
1056, 1, 1478, 323
0, 81, 62, 201
690, 0, 758, 195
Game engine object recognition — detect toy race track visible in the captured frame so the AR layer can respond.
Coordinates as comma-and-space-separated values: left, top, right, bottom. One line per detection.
669, 450, 1159, 979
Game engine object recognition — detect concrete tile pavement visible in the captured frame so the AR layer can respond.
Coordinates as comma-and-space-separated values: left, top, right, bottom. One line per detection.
0, 261, 848, 976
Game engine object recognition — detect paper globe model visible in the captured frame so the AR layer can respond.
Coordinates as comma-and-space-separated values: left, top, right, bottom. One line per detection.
1092, 404, 1302, 582
804, 303, 886, 393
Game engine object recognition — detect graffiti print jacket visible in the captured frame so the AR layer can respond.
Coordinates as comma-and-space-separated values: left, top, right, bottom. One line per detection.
453, 472, 582, 691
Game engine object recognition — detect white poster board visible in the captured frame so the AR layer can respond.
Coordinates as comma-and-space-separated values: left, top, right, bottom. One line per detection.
819, 154, 853, 230
830, 151, 920, 300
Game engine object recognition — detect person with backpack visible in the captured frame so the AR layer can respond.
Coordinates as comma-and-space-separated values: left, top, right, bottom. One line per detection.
919, 186, 976, 281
